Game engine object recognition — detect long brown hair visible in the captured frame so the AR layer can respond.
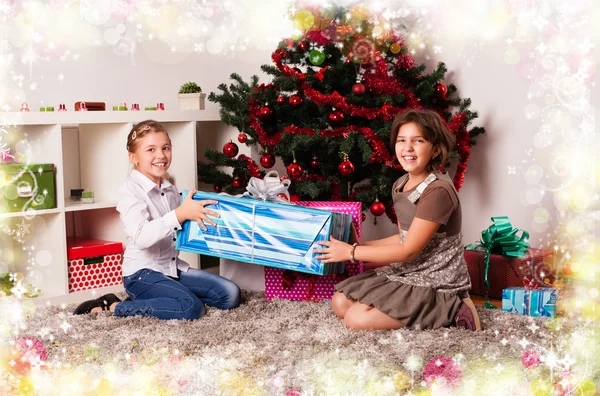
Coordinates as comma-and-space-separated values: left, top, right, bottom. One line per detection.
389, 109, 455, 172
126, 120, 170, 152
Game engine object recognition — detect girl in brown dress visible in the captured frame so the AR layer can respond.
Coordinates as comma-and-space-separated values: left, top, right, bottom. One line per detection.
314, 109, 480, 331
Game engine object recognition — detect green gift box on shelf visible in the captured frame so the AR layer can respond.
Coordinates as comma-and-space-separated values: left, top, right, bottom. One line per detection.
112, 105, 127, 111
39, 106, 54, 112
144, 106, 156, 111
0, 163, 57, 213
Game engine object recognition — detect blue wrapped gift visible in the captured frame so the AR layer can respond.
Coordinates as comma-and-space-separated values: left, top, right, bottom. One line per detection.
502, 286, 558, 317
176, 190, 353, 275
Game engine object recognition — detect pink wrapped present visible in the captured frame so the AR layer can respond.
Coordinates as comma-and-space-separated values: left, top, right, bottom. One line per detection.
264, 201, 364, 301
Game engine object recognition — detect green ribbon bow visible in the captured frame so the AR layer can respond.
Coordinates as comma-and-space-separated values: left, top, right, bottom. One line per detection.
465, 216, 530, 309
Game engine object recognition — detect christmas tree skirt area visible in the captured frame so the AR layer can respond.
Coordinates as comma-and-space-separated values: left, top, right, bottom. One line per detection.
13, 291, 564, 394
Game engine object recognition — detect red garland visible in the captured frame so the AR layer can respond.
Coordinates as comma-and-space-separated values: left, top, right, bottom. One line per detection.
302, 84, 409, 121
453, 128, 470, 191
361, 56, 401, 96
305, 30, 332, 46
272, 49, 305, 79
238, 154, 263, 179
445, 112, 470, 191
320, 126, 402, 170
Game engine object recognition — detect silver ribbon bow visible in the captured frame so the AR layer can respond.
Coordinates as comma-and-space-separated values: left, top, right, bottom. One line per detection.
244, 170, 291, 204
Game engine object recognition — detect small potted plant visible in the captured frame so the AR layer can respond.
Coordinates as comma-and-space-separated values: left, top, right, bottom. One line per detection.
178, 82, 206, 110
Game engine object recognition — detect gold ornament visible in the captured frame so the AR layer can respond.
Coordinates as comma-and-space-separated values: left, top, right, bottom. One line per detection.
390, 43, 401, 54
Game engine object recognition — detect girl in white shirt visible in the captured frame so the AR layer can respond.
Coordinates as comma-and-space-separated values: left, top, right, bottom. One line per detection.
74, 120, 241, 320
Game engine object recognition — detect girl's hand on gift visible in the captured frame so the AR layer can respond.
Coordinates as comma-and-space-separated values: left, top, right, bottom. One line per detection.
314, 236, 352, 263
176, 190, 220, 230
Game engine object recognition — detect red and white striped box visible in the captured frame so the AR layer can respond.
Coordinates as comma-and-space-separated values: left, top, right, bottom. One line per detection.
67, 237, 123, 292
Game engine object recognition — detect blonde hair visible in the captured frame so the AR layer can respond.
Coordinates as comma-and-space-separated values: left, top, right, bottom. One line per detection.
126, 120, 170, 152
389, 109, 456, 172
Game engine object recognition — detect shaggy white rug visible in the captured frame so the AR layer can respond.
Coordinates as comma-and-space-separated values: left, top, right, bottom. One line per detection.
4, 291, 590, 395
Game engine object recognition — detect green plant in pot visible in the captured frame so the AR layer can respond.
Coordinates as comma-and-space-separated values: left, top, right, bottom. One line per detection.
178, 82, 206, 110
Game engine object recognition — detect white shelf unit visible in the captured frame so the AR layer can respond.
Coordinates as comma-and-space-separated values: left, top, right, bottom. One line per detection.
0, 111, 218, 305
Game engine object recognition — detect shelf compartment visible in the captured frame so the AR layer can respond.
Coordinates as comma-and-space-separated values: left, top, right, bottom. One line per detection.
64, 200, 117, 212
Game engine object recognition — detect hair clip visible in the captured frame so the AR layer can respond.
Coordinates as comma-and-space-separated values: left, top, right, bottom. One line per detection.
131, 131, 137, 140
142, 125, 151, 131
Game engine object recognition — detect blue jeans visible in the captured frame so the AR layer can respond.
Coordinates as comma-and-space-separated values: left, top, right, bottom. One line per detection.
114, 268, 241, 320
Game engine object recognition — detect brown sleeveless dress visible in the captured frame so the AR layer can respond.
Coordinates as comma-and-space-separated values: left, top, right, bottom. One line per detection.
334, 171, 471, 330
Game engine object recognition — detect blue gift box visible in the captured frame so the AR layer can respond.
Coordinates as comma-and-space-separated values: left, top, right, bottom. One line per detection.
176, 191, 353, 275
502, 287, 558, 317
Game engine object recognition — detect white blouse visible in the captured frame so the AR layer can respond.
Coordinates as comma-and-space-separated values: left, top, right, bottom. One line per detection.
116, 170, 189, 277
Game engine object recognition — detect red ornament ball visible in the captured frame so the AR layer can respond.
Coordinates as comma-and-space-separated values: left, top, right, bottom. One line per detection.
369, 201, 385, 217
232, 176, 245, 188
329, 111, 345, 124
290, 194, 300, 202
237, 132, 248, 143
522, 350, 541, 369
289, 94, 303, 107
338, 159, 355, 177
436, 83, 448, 98
260, 153, 276, 169
422, 356, 462, 389
277, 95, 286, 104
352, 81, 366, 95
310, 156, 320, 170
361, 213, 366, 222
259, 106, 273, 119
223, 141, 239, 158
298, 41, 309, 51
287, 162, 303, 179
213, 185, 222, 193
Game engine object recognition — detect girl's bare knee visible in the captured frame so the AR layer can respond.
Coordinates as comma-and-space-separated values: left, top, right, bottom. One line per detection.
332, 292, 350, 319
344, 311, 369, 330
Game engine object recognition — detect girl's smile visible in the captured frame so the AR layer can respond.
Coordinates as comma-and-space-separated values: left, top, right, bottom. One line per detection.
128, 131, 172, 185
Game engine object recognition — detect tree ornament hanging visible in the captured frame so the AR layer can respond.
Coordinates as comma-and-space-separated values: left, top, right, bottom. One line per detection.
214, 185, 222, 193
310, 156, 320, 170
329, 108, 345, 124
223, 140, 239, 158
259, 105, 273, 119
436, 83, 448, 99
260, 152, 276, 168
308, 49, 325, 65
352, 80, 366, 95
237, 132, 248, 143
287, 153, 303, 179
232, 176, 245, 188
370, 198, 385, 217
277, 95, 286, 104
338, 153, 355, 177
289, 94, 304, 107
298, 41, 309, 51
290, 194, 300, 202
389, 42, 401, 54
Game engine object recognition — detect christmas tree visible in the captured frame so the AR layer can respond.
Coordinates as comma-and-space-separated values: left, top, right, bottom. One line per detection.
199, 5, 484, 223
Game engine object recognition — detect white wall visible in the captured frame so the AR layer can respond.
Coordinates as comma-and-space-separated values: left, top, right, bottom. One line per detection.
7, 27, 554, 248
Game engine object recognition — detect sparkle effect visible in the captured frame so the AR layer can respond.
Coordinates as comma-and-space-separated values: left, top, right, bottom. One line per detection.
0, 0, 597, 394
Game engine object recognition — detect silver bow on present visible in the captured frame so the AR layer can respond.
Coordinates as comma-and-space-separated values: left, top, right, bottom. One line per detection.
244, 170, 291, 204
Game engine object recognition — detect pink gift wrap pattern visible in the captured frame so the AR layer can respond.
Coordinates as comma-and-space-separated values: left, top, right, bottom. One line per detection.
265, 201, 364, 301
